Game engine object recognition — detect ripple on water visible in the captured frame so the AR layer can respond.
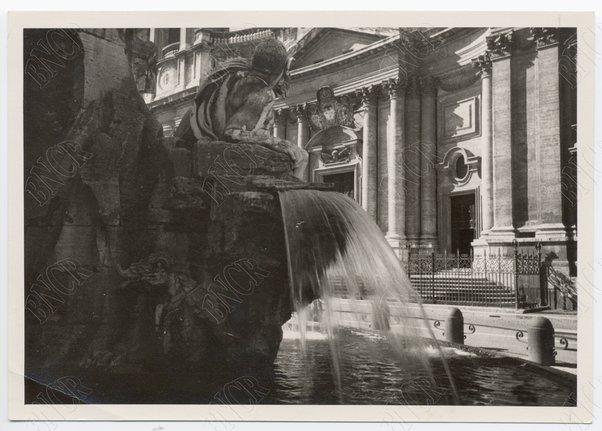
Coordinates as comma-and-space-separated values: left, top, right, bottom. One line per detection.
270, 329, 576, 406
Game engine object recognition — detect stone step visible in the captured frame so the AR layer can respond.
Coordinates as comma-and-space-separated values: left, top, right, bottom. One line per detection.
410, 274, 510, 281
410, 280, 512, 288
410, 280, 513, 289
328, 274, 519, 306
408, 273, 518, 306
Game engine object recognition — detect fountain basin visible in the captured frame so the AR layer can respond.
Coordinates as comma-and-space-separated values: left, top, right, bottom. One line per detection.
271, 327, 577, 406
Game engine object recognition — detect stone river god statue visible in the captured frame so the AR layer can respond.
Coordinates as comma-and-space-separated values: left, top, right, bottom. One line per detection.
175, 38, 308, 180
24, 30, 321, 403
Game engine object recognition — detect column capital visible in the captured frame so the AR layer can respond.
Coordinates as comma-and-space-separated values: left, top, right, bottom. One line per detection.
274, 108, 287, 123
472, 52, 492, 77
530, 27, 560, 49
406, 75, 421, 97
293, 103, 307, 123
419, 75, 438, 95
273, 108, 287, 139
382, 78, 403, 99
486, 31, 515, 59
356, 85, 378, 107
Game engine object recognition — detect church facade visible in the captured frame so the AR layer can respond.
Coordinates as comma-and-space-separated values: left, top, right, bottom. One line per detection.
139, 27, 577, 275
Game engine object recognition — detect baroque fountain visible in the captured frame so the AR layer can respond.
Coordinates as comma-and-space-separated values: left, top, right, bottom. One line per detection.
23, 29, 575, 406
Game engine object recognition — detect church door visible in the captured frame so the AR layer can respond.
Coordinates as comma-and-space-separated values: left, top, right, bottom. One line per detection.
322, 171, 356, 200
450, 193, 475, 255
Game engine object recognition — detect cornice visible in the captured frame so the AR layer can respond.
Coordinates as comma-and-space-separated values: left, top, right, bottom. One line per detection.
290, 34, 399, 78
274, 65, 398, 109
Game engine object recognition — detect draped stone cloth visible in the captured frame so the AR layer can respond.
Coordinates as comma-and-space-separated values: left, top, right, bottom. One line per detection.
176, 58, 285, 147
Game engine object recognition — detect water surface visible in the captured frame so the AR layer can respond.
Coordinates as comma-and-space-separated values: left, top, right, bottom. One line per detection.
269, 329, 576, 406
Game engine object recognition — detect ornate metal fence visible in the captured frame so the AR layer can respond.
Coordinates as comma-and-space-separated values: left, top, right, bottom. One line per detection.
515, 243, 544, 308
406, 242, 551, 309
545, 265, 577, 311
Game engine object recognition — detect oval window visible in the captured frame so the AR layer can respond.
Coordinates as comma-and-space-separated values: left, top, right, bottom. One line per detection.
455, 156, 468, 180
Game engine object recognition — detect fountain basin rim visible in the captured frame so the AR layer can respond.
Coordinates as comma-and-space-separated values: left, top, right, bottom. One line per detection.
344, 326, 577, 383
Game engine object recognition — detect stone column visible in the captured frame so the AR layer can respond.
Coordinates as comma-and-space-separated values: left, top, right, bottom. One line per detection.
404, 75, 421, 244
175, 29, 188, 92
179, 28, 188, 51
294, 104, 309, 181
487, 31, 515, 238
273, 109, 286, 139
419, 76, 437, 246
357, 86, 378, 220
294, 104, 309, 149
177, 57, 185, 91
531, 28, 567, 240
472, 53, 494, 236
384, 79, 406, 251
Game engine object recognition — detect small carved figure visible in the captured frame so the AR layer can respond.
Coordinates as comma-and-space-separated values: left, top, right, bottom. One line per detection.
117, 255, 174, 332
175, 38, 308, 180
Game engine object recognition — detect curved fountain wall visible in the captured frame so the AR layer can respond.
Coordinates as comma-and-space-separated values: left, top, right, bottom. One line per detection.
23, 28, 326, 402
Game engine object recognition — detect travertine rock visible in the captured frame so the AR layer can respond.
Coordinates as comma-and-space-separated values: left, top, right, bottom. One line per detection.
24, 29, 311, 403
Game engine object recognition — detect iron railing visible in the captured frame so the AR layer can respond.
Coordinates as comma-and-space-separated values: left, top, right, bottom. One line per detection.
405, 241, 566, 309
327, 242, 575, 311
545, 265, 578, 311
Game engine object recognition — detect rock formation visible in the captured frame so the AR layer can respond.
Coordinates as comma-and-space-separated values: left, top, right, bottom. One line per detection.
23, 29, 319, 403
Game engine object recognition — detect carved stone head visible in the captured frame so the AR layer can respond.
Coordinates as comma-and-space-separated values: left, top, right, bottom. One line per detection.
251, 38, 288, 81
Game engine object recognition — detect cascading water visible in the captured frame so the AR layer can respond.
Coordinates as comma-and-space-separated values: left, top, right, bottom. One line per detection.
279, 189, 458, 404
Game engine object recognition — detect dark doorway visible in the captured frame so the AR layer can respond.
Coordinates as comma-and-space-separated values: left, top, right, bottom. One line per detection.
450, 193, 475, 255
322, 171, 355, 200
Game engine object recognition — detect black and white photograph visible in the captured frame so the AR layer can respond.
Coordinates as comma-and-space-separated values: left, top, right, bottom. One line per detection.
4, 9, 598, 425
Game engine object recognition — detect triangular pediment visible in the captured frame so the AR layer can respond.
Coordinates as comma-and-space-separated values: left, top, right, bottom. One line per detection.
289, 28, 389, 70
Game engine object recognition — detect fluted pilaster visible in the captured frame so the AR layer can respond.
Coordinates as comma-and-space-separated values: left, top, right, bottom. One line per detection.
472, 53, 494, 236
488, 30, 516, 237
419, 75, 438, 246
404, 75, 421, 243
357, 86, 379, 220
383, 78, 406, 250
530, 28, 566, 239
